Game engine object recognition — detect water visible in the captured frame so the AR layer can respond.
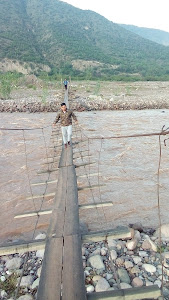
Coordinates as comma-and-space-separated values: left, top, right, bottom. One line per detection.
0, 109, 169, 243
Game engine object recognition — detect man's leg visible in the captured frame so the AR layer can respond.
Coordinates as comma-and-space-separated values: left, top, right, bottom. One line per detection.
61, 126, 68, 147
67, 125, 72, 145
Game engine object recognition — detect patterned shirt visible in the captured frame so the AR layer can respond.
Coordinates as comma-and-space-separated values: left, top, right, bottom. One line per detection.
54, 109, 77, 126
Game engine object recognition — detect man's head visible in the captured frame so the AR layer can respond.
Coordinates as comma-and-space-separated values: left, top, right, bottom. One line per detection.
61, 102, 67, 112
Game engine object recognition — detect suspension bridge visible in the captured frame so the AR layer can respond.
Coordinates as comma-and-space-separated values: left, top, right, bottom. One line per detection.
1, 86, 169, 299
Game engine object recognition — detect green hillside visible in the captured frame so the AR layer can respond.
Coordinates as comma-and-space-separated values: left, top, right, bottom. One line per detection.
120, 24, 169, 46
1, 0, 169, 80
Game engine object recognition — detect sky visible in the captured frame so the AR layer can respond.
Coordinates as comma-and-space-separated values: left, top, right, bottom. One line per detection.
63, 0, 169, 33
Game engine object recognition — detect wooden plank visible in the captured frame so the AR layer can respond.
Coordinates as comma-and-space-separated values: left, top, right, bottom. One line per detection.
75, 161, 96, 168
26, 193, 55, 200
62, 235, 86, 300
0, 239, 46, 256
82, 226, 132, 243
87, 285, 161, 300
37, 168, 58, 174
31, 180, 57, 186
77, 173, 100, 178
79, 202, 113, 210
37, 237, 63, 300
14, 209, 52, 219
64, 165, 80, 236
78, 184, 106, 191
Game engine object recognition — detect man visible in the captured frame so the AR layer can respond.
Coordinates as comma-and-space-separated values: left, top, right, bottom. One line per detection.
63, 78, 68, 90
53, 103, 78, 148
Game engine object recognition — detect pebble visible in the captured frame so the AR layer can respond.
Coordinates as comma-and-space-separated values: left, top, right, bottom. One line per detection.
124, 260, 133, 269
110, 250, 117, 260
142, 264, 156, 273
36, 249, 45, 258
133, 256, 142, 264
17, 295, 34, 300
88, 255, 105, 272
86, 285, 95, 293
118, 268, 131, 284
132, 277, 143, 287
31, 278, 40, 289
95, 278, 110, 292
5, 257, 23, 270
120, 282, 132, 289
20, 275, 34, 287
126, 239, 138, 251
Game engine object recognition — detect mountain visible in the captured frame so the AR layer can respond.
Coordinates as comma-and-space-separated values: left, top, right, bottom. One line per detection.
120, 24, 169, 46
1, 0, 169, 80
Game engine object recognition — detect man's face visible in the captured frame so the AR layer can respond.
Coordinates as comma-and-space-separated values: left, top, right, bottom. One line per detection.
61, 105, 67, 112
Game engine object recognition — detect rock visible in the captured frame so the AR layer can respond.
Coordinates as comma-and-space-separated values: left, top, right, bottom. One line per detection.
126, 239, 138, 250
134, 231, 141, 241
145, 280, 154, 286
118, 268, 130, 284
37, 266, 42, 277
106, 273, 113, 280
131, 222, 143, 232
110, 250, 117, 260
120, 282, 132, 289
31, 278, 40, 289
132, 277, 143, 287
20, 275, 34, 287
124, 260, 133, 269
116, 257, 124, 267
89, 248, 101, 257
17, 295, 34, 300
162, 251, 169, 259
107, 238, 117, 249
139, 251, 148, 257
95, 278, 110, 292
92, 275, 102, 284
86, 285, 95, 293
154, 224, 169, 240
142, 264, 156, 273
88, 255, 105, 272
133, 256, 142, 264
0, 275, 6, 282
142, 239, 157, 252
36, 249, 45, 258
1, 290, 7, 297
154, 280, 161, 288
130, 266, 140, 274
35, 233, 46, 240
101, 247, 107, 256
6, 257, 23, 270
163, 287, 169, 297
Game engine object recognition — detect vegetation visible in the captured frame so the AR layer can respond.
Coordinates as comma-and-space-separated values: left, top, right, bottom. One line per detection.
1, 0, 169, 80
0, 273, 17, 296
0, 72, 23, 99
120, 24, 169, 46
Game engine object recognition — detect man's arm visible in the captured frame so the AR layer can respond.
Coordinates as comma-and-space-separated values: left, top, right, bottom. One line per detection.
71, 111, 78, 123
53, 112, 60, 125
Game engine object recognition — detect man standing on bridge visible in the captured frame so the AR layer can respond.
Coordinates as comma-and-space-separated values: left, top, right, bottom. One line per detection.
63, 78, 68, 90
53, 103, 78, 148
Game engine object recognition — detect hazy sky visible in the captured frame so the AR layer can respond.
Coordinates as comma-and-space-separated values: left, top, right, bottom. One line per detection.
63, 0, 169, 33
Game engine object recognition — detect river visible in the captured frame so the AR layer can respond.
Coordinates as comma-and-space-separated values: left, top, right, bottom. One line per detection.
0, 109, 169, 243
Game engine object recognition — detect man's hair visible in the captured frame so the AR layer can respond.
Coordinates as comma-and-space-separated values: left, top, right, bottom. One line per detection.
61, 102, 66, 106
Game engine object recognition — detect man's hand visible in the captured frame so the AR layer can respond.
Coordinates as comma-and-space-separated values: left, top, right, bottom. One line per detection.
75, 120, 78, 125
52, 123, 56, 127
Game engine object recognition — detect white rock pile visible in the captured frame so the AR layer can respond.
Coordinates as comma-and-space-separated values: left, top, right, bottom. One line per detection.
83, 224, 169, 299
0, 233, 45, 300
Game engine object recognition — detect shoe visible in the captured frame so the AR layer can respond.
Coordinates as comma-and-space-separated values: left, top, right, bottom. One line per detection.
68, 141, 71, 146
64, 144, 67, 149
